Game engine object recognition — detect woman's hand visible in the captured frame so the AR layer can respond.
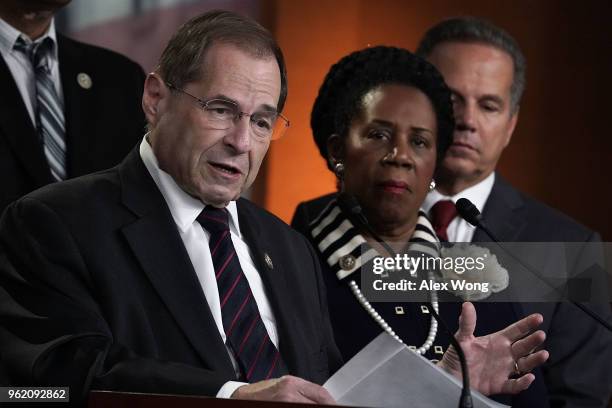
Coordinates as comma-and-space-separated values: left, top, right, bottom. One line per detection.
438, 302, 549, 396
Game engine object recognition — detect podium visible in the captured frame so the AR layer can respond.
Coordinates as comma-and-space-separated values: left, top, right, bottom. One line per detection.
88, 391, 337, 407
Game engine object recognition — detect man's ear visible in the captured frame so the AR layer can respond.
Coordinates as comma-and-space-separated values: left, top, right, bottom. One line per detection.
142, 73, 167, 128
504, 107, 519, 148
326, 134, 344, 164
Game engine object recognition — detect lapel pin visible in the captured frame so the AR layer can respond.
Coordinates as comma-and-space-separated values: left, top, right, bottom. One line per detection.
264, 253, 273, 269
77, 72, 92, 89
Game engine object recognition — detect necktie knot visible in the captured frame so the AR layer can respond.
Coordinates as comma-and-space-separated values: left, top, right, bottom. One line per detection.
197, 206, 230, 234
14, 36, 53, 72
430, 200, 457, 241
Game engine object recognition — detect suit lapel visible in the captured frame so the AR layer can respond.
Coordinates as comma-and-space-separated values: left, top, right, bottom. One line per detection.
473, 175, 527, 242
57, 35, 95, 177
0, 54, 52, 186
237, 200, 306, 375
472, 176, 547, 323
119, 150, 234, 375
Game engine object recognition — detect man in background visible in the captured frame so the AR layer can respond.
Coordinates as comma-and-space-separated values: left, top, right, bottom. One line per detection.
0, 0, 145, 213
417, 16, 612, 407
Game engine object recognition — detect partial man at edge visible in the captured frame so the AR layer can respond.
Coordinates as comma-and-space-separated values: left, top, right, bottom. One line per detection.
0, 0, 145, 214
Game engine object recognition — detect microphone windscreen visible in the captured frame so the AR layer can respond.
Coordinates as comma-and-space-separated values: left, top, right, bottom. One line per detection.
455, 198, 481, 227
337, 193, 362, 216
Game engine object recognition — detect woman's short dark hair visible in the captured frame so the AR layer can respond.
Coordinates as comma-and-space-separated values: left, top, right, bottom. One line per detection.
311, 46, 454, 170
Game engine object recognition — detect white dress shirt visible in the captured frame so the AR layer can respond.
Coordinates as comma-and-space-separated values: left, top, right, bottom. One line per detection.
0, 17, 63, 125
139, 137, 279, 397
422, 172, 495, 242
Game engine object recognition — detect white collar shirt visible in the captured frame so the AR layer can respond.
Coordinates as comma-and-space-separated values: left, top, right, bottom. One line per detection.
0, 17, 63, 125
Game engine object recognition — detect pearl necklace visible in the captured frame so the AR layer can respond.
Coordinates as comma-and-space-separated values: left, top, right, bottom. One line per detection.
348, 272, 439, 355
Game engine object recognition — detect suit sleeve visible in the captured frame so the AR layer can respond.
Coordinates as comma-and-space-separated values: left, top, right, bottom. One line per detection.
0, 198, 232, 403
543, 231, 612, 407
301, 233, 343, 376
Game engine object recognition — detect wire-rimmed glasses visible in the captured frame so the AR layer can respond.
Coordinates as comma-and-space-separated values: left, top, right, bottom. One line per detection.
166, 82, 290, 140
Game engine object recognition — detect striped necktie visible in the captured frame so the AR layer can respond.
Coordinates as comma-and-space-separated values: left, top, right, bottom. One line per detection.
197, 206, 288, 382
14, 36, 66, 181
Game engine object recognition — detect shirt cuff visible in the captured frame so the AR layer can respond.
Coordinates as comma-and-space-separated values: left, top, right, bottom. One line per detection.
216, 381, 248, 399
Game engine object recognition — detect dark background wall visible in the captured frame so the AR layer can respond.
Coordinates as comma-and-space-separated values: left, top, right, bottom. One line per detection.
263, 0, 612, 241
59, 0, 612, 240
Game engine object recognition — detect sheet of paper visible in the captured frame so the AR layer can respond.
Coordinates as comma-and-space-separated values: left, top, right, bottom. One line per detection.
324, 333, 509, 408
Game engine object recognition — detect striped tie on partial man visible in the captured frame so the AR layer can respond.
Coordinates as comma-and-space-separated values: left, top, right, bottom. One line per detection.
14, 36, 66, 181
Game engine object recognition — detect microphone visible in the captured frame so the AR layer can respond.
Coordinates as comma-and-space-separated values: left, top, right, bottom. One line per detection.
337, 193, 365, 221
455, 198, 612, 333
337, 193, 397, 259
338, 193, 474, 408
455, 198, 481, 227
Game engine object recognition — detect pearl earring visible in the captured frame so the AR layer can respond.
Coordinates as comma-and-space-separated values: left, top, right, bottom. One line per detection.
333, 162, 345, 178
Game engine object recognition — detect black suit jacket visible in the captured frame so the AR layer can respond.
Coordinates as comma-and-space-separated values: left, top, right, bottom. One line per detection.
473, 175, 612, 408
291, 175, 612, 407
0, 149, 341, 404
0, 33, 146, 213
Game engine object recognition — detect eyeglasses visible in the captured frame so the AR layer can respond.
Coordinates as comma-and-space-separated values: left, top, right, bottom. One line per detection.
166, 82, 290, 140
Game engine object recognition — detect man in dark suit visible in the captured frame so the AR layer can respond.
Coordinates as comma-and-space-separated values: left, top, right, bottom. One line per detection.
416, 17, 612, 407
0, 0, 145, 213
0, 10, 339, 404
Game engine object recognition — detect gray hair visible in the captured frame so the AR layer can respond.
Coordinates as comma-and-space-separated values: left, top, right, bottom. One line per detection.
157, 10, 287, 112
416, 16, 526, 112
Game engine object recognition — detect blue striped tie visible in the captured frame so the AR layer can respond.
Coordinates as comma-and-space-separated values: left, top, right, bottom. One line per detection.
15, 37, 66, 181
